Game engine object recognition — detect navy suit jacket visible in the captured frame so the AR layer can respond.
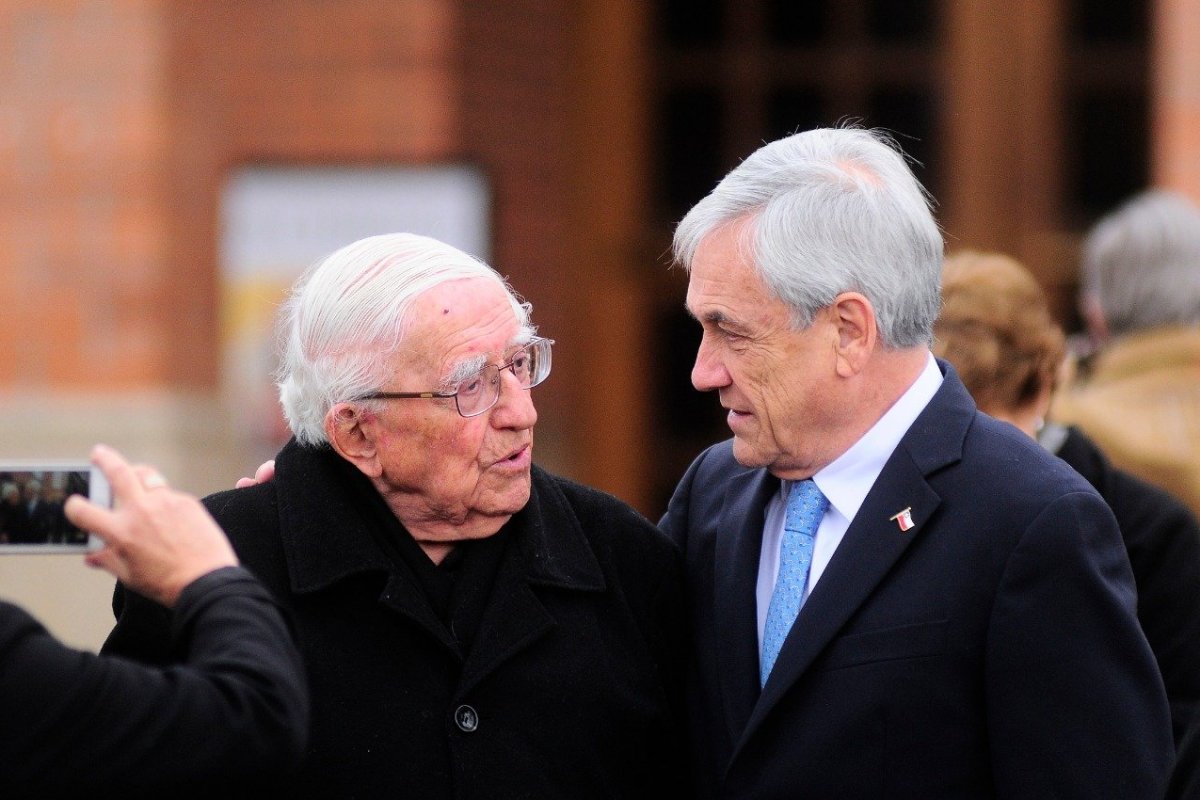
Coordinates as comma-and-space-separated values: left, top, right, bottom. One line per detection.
661, 363, 1173, 799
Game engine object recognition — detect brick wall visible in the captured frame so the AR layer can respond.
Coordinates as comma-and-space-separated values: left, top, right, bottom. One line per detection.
0, 0, 584, 648
0, 2, 172, 389
1154, 0, 1200, 202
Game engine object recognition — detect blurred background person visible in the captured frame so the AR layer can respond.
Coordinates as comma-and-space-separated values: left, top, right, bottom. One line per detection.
21, 480, 52, 544
0, 482, 29, 544
36, 481, 70, 544
1054, 191, 1200, 518
1, 445, 307, 797
935, 249, 1200, 757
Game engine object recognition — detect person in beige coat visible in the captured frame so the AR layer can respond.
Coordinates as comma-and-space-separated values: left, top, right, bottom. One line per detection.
1053, 189, 1200, 518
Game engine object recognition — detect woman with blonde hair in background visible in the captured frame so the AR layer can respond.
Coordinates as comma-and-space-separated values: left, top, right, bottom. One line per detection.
935, 250, 1200, 798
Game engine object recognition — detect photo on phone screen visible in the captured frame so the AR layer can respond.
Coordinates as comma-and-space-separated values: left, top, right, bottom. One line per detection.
0, 463, 108, 553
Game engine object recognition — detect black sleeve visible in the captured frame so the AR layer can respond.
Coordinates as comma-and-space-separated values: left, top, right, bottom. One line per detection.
0, 566, 308, 796
1111, 470, 1200, 750
1169, 717, 1200, 800
102, 580, 175, 664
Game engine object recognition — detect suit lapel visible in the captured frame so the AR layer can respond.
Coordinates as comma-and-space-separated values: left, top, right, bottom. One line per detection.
736, 451, 942, 752
729, 363, 975, 760
714, 468, 780, 742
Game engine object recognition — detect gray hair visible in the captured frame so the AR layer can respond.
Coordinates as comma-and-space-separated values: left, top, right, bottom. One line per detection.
1080, 190, 1200, 337
673, 127, 944, 348
277, 232, 531, 446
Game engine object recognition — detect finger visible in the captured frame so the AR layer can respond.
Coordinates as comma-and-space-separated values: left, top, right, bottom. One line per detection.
131, 464, 169, 491
235, 460, 275, 488
84, 547, 109, 569
90, 444, 144, 502
64, 494, 118, 541
85, 546, 123, 579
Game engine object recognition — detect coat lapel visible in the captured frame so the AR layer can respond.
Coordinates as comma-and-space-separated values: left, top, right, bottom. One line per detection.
275, 441, 462, 651
458, 468, 606, 696
456, 542, 559, 696
714, 468, 781, 742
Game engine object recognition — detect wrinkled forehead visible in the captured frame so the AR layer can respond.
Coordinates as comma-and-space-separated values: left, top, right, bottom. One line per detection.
686, 222, 773, 309
405, 278, 532, 373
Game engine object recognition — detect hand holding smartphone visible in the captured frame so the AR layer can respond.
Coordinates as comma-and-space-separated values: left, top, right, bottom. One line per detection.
63, 445, 238, 607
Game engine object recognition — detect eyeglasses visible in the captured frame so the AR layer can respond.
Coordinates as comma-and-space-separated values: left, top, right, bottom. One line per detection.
356, 337, 554, 418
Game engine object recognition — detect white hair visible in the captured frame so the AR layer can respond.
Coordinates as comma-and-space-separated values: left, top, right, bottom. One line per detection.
1080, 190, 1200, 337
673, 127, 944, 348
277, 233, 531, 446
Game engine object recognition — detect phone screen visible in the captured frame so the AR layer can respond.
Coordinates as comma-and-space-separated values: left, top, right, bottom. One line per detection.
0, 465, 105, 553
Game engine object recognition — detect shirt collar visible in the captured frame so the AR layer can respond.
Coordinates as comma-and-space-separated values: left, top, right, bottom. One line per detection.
797, 352, 942, 524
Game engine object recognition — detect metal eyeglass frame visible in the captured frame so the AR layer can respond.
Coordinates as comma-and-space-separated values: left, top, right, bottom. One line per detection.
354, 336, 554, 418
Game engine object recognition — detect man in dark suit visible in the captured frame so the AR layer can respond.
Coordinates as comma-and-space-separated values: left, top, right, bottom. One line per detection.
660, 127, 1173, 798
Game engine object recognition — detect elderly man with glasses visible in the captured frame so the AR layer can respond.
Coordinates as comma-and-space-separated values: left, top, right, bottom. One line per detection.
101, 233, 685, 798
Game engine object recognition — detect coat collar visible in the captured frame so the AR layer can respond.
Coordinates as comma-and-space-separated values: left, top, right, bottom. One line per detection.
270, 440, 606, 596
728, 360, 976, 758
1088, 325, 1200, 382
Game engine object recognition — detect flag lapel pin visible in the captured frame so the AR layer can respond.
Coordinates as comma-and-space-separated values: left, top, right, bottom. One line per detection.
889, 507, 915, 532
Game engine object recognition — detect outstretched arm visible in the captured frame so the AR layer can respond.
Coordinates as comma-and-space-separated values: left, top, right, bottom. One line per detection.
0, 445, 308, 794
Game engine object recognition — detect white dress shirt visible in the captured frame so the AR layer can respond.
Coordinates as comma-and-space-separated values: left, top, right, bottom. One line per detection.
755, 354, 944, 647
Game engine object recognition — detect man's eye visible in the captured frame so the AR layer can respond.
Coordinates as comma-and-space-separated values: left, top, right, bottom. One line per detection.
458, 376, 485, 396
511, 354, 530, 374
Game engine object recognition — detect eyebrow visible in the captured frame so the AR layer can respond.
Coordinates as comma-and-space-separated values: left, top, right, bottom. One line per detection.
689, 306, 746, 332
443, 354, 488, 387
440, 326, 536, 386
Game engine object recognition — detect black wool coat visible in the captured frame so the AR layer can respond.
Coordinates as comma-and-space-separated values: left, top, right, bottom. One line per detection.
103, 440, 687, 799
1051, 425, 1200, 755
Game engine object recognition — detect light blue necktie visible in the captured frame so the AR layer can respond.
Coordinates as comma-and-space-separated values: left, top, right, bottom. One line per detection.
760, 479, 828, 687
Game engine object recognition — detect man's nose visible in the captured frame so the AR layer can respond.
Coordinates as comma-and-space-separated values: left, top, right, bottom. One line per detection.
491, 369, 538, 429
691, 335, 730, 392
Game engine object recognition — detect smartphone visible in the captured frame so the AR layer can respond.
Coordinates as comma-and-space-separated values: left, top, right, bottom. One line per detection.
0, 462, 110, 553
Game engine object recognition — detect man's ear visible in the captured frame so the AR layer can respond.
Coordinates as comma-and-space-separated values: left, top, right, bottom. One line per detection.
325, 403, 383, 478
830, 291, 877, 377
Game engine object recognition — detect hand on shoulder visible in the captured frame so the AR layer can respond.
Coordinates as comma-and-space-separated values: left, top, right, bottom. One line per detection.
235, 460, 276, 489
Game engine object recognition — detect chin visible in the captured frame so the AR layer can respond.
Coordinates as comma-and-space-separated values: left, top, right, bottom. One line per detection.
478, 477, 533, 517
731, 438, 773, 469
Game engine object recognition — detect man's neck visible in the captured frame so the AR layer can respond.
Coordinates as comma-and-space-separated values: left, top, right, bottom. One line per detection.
835, 347, 932, 455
